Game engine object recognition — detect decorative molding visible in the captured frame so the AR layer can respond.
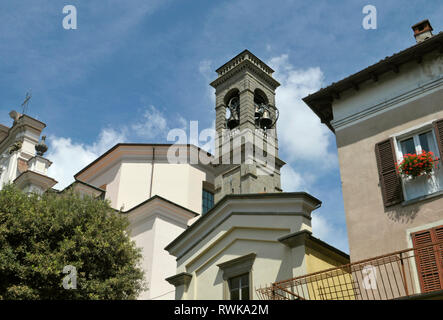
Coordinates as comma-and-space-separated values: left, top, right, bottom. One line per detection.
202, 181, 215, 193
165, 272, 192, 287
217, 253, 256, 280
171, 211, 312, 261
332, 76, 443, 131
211, 60, 280, 90
278, 229, 311, 248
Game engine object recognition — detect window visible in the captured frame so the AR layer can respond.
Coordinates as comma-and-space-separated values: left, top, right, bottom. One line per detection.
228, 273, 250, 300
396, 128, 443, 201
217, 253, 256, 300
375, 119, 443, 207
202, 189, 214, 214
398, 130, 438, 157
411, 225, 443, 293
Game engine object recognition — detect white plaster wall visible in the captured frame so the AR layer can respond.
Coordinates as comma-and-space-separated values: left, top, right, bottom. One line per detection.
21, 139, 36, 157
116, 161, 151, 210
129, 215, 156, 300
189, 239, 296, 300
151, 163, 209, 214
88, 162, 122, 208
87, 159, 213, 215
149, 216, 187, 300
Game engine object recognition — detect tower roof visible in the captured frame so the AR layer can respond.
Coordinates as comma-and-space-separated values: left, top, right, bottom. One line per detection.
215, 49, 275, 76
210, 50, 280, 89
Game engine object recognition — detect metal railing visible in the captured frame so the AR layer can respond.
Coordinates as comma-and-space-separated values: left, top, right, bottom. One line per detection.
257, 241, 443, 300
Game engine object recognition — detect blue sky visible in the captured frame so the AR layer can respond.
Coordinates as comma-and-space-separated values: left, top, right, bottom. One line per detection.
1, 0, 442, 253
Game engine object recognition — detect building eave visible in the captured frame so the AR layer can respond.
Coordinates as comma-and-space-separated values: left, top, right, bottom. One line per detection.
278, 229, 350, 261
303, 32, 443, 133
74, 143, 214, 181
13, 170, 58, 191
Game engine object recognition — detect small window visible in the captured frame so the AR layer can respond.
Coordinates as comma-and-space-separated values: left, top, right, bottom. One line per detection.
202, 189, 214, 214
228, 273, 249, 300
398, 130, 438, 156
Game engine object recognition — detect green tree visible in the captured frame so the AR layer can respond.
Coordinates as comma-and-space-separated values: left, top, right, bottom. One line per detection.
0, 184, 145, 299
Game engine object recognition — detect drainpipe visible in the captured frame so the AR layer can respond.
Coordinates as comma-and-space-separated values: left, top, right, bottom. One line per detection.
149, 147, 155, 198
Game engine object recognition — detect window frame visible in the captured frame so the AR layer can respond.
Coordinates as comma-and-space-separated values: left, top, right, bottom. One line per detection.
202, 189, 214, 215
228, 273, 250, 300
406, 220, 443, 295
202, 181, 215, 215
396, 128, 439, 161
217, 253, 256, 300
393, 122, 442, 202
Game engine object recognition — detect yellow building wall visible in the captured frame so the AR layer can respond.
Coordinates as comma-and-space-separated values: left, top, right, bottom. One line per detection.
304, 246, 355, 300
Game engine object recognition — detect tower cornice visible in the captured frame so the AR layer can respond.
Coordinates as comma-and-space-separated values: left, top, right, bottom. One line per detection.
210, 54, 280, 90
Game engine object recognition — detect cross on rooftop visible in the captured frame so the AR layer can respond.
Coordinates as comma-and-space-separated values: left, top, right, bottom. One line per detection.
21, 91, 32, 115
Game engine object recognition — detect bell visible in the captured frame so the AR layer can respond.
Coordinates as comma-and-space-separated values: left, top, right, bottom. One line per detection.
229, 97, 240, 110
227, 113, 239, 129
254, 104, 262, 118
260, 110, 272, 129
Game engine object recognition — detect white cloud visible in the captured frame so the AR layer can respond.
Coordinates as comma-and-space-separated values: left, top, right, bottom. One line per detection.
46, 104, 188, 190
47, 128, 127, 190
312, 213, 349, 253
311, 214, 331, 240
281, 165, 305, 192
268, 54, 335, 166
199, 59, 216, 105
198, 60, 213, 77
131, 105, 168, 140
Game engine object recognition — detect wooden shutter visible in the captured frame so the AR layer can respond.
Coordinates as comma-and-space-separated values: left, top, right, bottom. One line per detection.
375, 138, 403, 207
412, 226, 443, 293
433, 119, 443, 160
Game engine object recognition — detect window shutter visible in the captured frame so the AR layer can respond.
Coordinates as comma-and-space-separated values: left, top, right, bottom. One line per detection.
433, 119, 443, 160
412, 226, 443, 293
435, 226, 443, 289
375, 138, 403, 207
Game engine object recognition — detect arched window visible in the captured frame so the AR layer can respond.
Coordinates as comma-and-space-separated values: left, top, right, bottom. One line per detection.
224, 89, 240, 130
253, 89, 268, 106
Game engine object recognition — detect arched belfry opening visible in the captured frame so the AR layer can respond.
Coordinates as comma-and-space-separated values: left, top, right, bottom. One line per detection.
253, 89, 275, 130
224, 89, 240, 130
254, 88, 268, 106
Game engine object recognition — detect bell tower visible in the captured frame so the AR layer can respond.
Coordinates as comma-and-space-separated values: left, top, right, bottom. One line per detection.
210, 50, 285, 203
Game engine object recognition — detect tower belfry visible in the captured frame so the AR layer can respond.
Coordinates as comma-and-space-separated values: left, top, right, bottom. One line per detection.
210, 50, 285, 203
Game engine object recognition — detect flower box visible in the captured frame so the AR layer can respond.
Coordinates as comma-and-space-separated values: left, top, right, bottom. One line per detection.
396, 150, 439, 179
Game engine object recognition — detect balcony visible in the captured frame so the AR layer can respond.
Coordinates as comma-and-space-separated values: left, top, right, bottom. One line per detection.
257, 240, 443, 300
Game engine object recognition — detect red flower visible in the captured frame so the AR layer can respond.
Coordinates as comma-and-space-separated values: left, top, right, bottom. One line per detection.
398, 151, 435, 178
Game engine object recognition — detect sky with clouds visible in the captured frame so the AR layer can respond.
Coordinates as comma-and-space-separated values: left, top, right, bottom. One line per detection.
1, 0, 442, 253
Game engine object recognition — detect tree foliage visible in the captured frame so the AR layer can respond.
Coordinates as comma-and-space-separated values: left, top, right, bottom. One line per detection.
0, 185, 145, 299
